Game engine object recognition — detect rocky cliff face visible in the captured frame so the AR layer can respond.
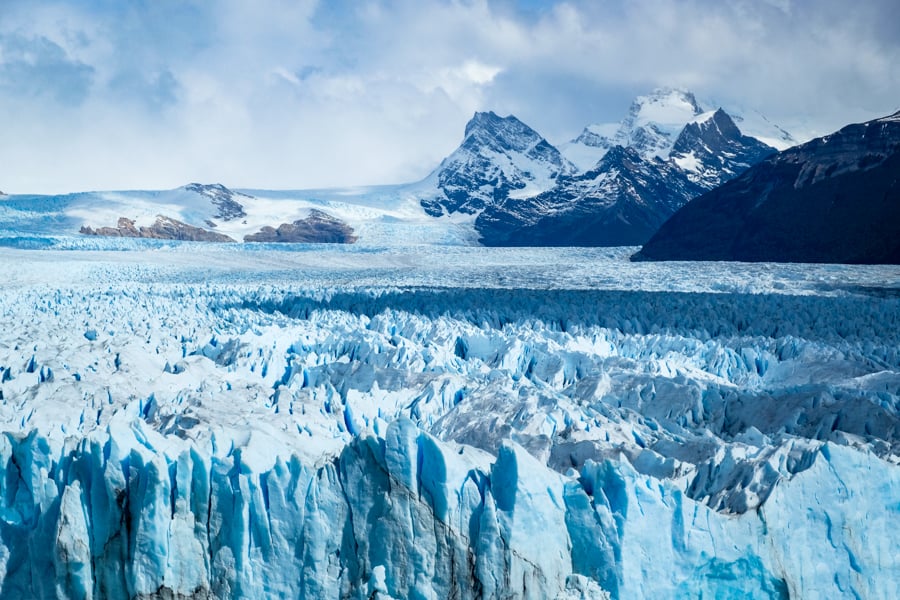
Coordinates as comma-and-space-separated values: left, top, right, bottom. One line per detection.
669, 109, 776, 188
244, 209, 357, 243
635, 110, 900, 264
80, 216, 236, 242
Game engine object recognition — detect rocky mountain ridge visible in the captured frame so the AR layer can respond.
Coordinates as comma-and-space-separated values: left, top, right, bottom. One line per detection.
467, 89, 781, 246
634, 110, 900, 264
420, 111, 576, 217
80, 215, 236, 242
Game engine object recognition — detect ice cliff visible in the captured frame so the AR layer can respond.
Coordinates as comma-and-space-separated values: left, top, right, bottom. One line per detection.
0, 247, 897, 598
0, 423, 896, 599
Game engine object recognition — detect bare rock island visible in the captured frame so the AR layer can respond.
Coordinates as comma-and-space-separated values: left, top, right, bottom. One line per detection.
80, 216, 236, 242
244, 209, 357, 243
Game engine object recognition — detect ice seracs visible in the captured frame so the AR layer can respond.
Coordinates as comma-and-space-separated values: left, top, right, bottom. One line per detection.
0, 245, 897, 597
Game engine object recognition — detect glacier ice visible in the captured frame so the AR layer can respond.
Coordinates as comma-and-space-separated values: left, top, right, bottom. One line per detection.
0, 245, 897, 598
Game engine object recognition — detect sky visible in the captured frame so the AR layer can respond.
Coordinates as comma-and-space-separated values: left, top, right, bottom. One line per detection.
1, 0, 898, 194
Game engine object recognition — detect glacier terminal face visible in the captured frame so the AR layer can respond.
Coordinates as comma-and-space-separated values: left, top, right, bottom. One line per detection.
0, 245, 897, 599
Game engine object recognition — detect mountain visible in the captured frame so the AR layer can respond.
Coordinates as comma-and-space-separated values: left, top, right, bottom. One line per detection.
477, 92, 779, 247
669, 108, 777, 188
561, 88, 796, 172
634, 110, 900, 264
420, 111, 576, 216
561, 88, 705, 171
477, 145, 704, 246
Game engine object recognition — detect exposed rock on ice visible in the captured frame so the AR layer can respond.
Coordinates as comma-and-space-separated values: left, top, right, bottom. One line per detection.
80, 215, 235, 243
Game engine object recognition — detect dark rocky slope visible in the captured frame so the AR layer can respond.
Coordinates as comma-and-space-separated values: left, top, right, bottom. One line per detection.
634, 111, 900, 264
477, 146, 704, 246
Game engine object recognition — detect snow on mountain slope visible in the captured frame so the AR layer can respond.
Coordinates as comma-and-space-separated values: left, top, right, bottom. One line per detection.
0, 244, 897, 598
477, 146, 704, 246
561, 88, 704, 168
419, 111, 577, 216
669, 109, 777, 188
560, 123, 620, 172
728, 108, 800, 150
0, 182, 482, 247
561, 88, 796, 171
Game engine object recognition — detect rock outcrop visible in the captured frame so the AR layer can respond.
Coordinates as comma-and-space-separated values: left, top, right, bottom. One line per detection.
244, 209, 357, 243
80, 216, 236, 242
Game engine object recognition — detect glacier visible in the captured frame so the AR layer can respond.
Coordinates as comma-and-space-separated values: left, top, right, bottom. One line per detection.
0, 244, 898, 598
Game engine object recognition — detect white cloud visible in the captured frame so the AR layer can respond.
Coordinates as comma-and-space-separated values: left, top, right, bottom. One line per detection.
0, 0, 897, 193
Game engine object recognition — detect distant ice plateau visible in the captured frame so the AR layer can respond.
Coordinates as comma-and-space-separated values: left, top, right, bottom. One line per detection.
0, 244, 898, 599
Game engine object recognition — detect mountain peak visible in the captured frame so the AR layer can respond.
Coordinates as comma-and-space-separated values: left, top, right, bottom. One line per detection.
421, 112, 575, 216
627, 88, 703, 123
669, 107, 775, 188
464, 111, 503, 135
461, 112, 543, 153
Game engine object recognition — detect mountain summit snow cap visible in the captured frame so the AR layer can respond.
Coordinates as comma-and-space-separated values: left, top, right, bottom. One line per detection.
623, 88, 704, 130
420, 111, 575, 216
461, 111, 550, 153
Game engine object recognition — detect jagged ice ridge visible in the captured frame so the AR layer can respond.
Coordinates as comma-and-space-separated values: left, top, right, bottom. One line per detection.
0, 245, 897, 598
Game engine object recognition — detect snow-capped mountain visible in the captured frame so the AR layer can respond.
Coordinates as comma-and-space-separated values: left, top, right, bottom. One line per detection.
420, 111, 577, 216
613, 88, 706, 160
669, 108, 777, 188
561, 88, 705, 171
561, 88, 796, 171
477, 89, 782, 246
635, 110, 900, 264
477, 145, 704, 246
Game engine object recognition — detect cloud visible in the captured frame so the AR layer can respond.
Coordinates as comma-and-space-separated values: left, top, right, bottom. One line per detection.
0, 33, 95, 105
0, 0, 898, 193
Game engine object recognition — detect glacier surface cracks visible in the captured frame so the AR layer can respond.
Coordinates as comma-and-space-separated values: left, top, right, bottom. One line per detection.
0, 247, 897, 598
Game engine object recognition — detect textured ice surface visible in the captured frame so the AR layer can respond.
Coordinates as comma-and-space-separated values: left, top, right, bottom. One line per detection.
0, 244, 898, 598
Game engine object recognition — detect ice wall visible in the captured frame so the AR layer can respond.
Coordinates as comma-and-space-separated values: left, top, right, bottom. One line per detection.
0, 250, 897, 598
0, 420, 896, 599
